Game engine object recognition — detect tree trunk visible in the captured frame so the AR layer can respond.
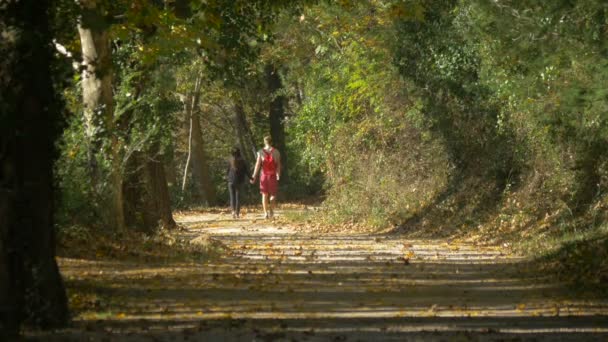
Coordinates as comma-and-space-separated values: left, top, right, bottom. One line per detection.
190, 112, 217, 206
109, 143, 126, 231
123, 151, 161, 233
181, 91, 196, 192
0, 0, 69, 334
122, 152, 143, 229
266, 64, 288, 182
165, 142, 178, 188
180, 75, 216, 206
78, 0, 125, 231
123, 147, 177, 232
234, 102, 257, 166
144, 150, 177, 230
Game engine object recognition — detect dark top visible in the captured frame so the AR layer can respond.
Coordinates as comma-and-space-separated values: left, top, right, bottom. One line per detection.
227, 156, 250, 185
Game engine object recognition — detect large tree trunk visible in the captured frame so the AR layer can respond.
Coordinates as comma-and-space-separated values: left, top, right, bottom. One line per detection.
123, 146, 177, 232
0, 0, 69, 334
78, 0, 125, 231
266, 64, 288, 182
118, 65, 176, 232
144, 150, 177, 230
147, 160, 177, 229
234, 102, 257, 166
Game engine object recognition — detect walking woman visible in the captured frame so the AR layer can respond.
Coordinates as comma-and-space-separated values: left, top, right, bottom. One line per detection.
227, 147, 251, 219
251, 136, 281, 219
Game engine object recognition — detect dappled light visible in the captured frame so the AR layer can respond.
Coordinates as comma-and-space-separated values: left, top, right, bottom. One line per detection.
31, 209, 608, 340
3, 0, 608, 339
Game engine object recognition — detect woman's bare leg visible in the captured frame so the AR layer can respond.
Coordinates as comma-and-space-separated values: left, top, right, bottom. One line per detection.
269, 195, 275, 217
262, 193, 269, 218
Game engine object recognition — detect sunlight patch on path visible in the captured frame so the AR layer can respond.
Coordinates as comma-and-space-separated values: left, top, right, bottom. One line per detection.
50, 209, 608, 340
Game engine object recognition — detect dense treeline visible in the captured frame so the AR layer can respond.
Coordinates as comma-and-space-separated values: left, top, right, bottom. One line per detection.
290, 1, 607, 282
289, 1, 607, 244
1, 0, 607, 334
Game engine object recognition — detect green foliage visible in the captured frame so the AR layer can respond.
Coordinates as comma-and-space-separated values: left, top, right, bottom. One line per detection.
51, 0, 608, 284
278, 0, 608, 271
55, 112, 99, 226
285, 1, 451, 226
54, 0, 301, 226
460, 0, 608, 209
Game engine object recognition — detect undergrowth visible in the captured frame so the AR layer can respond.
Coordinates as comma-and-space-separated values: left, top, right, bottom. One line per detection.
56, 224, 227, 263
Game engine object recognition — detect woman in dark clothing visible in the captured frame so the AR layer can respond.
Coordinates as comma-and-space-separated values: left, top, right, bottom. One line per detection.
227, 148, 251, 218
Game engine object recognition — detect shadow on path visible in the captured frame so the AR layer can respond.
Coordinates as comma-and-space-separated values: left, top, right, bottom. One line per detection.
32, 210, 608, 341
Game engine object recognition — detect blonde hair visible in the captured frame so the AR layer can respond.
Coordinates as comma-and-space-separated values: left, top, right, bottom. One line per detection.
264, 135, 273, 145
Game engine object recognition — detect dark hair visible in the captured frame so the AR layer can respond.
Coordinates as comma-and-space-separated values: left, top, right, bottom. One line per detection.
232, 147, 241, 157
230, 147, 242, 169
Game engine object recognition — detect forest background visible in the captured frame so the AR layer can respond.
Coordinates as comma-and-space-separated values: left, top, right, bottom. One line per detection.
2, 0, 607, 332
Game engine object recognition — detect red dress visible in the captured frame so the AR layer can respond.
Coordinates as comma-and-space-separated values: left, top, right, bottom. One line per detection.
260, 148, 278, 195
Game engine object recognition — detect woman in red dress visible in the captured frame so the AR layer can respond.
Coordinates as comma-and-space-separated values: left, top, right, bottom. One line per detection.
251, 136, 281, 219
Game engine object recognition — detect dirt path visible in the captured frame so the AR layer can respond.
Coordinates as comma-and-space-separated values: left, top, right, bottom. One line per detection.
33, 208, 608, 341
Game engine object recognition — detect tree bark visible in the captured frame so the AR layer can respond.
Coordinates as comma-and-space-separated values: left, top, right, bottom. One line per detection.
182, 90, 196, 192
190, 111, 217, 206
266, 64, 288, 182
78, 0, 125, 231
234, 102, 257, 166
144, 150, 177, 230
123, 142, 177, 232
180, 75, 216, 206
0, 0, 69, 334
180, 76, 200, 192
165, 142, 178, 188
122, 152, 143, 229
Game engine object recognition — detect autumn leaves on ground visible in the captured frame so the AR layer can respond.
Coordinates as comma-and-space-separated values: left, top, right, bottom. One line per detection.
29, 205, 608, 341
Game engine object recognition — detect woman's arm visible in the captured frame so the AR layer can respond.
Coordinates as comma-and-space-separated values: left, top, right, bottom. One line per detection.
251, 153, 261, 183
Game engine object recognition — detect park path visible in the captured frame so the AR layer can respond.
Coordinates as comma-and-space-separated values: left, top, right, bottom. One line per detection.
36, 207, 608, 341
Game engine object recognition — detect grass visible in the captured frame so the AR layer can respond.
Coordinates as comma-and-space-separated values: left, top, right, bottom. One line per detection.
528, 224, 608, 294
516, 223, 608, 257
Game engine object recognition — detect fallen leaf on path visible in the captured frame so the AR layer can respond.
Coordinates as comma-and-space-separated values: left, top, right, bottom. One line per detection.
397, 256, 410, 265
